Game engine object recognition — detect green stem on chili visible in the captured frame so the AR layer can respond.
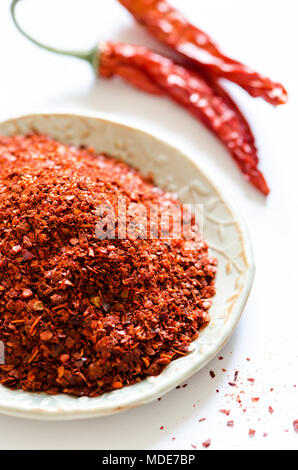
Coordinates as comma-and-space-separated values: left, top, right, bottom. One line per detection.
11, 0, 98, 68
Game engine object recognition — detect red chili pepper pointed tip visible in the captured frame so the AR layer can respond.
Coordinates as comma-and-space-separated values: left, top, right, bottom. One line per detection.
266, 83, 288, 106
278, 88, 288, 105
249, 170, 270, 196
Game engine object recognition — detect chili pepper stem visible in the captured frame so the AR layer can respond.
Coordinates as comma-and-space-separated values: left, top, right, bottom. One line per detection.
11, 0, 99, 71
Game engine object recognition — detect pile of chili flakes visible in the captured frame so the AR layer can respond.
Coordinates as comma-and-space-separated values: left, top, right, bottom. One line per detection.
0, 134, 216, 397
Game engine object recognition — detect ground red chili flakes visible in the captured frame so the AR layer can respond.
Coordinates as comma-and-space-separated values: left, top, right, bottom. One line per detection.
0, 134, 216, 397
202, 439, 211, 448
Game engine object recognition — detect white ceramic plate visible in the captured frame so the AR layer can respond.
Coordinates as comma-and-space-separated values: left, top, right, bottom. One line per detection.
0, 113, 254, 420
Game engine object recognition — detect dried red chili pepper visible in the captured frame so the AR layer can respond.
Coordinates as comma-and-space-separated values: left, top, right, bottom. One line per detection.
0, 134, 216, 396
118, 0, 287, 106
10, 0, 269, 195
99, 42, 269, 195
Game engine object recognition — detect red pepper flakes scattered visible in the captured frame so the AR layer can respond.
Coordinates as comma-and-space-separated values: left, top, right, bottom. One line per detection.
12, 245, 22, 254
247, 378, 255, 383
252, 397, 260, 402
234, 371, 239, 382
60, 354, 70, 364
219, 409, 230, 416
293, 420, 298, 433
263, 433, 268, 438
182, 383, 188, 388
199, 418, 206, 422
227, 420, 234, 427
22, 289, 33, 298
191, 444, 197, 449
268, 406, 274, 414
228, 382, 236, 387
160, 426, 164, 430
209, 370, 215, 379
218, 356, 223, 360
202, 439, 211, 448
0, 134, 216, 397
249, 429, 256, 437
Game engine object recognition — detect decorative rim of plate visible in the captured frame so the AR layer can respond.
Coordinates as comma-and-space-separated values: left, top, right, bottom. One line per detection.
0, 112, 254, 420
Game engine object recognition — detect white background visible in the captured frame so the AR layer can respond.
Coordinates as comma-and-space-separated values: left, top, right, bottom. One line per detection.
0, 0, 297, 450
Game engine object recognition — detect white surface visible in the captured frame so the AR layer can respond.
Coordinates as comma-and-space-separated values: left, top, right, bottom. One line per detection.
0, 0, 297, 450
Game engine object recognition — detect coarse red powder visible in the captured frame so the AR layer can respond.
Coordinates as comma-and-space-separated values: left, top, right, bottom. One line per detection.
0, 134, 216, 397
202, 439, 211, 448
